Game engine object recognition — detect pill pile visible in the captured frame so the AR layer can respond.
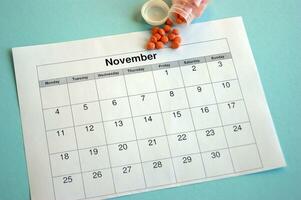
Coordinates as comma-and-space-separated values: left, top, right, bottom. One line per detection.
174, 13, 187, 25
145, 18, 182, 50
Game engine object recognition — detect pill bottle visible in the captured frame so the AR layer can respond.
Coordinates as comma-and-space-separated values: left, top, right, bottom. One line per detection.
168, 0, 210, 25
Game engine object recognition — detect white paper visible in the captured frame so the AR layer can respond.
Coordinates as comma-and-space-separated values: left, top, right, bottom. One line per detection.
12, 17, 286, 200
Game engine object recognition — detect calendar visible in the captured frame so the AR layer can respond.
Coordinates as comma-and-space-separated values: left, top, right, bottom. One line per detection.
12, 17, 285, 200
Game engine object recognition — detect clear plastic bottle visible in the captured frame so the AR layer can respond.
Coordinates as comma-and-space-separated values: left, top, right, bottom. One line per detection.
168, 0, 210, 25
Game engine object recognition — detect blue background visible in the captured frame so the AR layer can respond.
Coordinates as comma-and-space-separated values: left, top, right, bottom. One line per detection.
0, 0, 300, 199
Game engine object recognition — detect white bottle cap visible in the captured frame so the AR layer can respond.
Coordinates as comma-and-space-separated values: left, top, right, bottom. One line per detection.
141, 0, 169, 26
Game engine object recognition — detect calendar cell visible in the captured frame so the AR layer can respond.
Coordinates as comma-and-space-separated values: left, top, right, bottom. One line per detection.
230, 144, 261, 172
180, 63, 210, 86
104, 118, 136, 144
196, 127, 228, 152
168, 132, 199, 156
213, 80, 242, 102
153, 67, 184, 91
202, 149, 234, 177
96, 76, 127, 99
224, 122, 255, 147
108, 141, 141, 166
218, 100, 249, 125
75, 123, 107, 149
112, 163, 146, 193
173, 154, 205, 182
44, 106, 73, 130
72, 102, 102, 126
53, 174, 84, 200
133, 113, 165, 139
100, 97, 131, 121
158, 88, 189, 112
68, 80, 98, 104
83, 168, 115, 198
143, 158, 176, 187
163, 109, 194, 134
41, 84, 69, 108
47, 127, 77, 154
138, 136, 171, 162
129, 93, 161, 116
191, 105, 222, 130
50, 151, 81, 176
207, 58, 236, 82
79, 146, 110, 171
125, 71, 156, 95
186, 84, 216, 107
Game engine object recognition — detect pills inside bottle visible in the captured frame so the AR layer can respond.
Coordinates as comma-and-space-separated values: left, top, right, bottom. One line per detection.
168, 0, 210, 24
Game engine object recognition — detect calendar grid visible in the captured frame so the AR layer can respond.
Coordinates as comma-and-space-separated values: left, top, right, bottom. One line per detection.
225, 39, 264, 168
93, 76, 117, 193
37, 48, 264, 199
66, 82, 87, 198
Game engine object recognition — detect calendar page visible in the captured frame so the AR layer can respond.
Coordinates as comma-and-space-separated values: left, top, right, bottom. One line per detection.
12, 17, 285, 200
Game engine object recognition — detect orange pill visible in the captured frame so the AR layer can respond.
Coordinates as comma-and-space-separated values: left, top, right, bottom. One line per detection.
151, 27, 159, 34
154, 33, 162, 40
149, 36, 157, 43
158, 28, 165, 36
170, 41, 180, 49
155, 41, 164, 49
172, 29, 179, 35
163, 25, 171, 32
168, 33, 176, 41
174, 36, 181, 43
146, 42, 156, 50
160, 35, 169, 44
166, 18, 173, 26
